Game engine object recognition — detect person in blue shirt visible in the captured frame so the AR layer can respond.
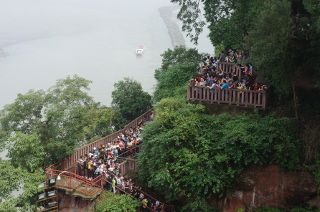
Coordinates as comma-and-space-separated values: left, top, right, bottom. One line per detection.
221, 80, 229, 90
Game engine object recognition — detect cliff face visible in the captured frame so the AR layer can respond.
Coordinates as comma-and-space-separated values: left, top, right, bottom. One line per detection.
223, 165, 317, 211
58, 191, 95, 212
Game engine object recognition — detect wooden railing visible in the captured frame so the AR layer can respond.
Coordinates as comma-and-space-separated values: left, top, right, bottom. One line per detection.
217, 62, 242, 79
118, 158, 138, 176
60, 109, 153, 171
45, 166, 104, 197
45, 166, 174, 211
187, 85, 266, 109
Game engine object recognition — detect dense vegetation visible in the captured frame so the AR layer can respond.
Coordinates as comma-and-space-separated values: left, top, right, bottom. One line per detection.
172, 0, 320, 97
95, 191, 140, 212
138, 47, 303, 211
0, 76, 151, 210
112, 78, 152, 126
0, 0, 319, 210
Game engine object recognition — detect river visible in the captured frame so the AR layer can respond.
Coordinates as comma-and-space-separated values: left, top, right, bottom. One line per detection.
0, 0, 213, 109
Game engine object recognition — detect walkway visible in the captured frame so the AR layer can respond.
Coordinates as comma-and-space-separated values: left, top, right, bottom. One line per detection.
45, 110, 174, 211
187, 62, 267, 109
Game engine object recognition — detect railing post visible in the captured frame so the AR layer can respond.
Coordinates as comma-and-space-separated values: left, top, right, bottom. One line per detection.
262, 91, 266, 109
244, 90, 249, 107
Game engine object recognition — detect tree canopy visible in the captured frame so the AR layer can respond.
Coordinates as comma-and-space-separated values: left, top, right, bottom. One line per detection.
171, 0, 320, 96
138, 98, 300, 209
112, 78, 152, 124
0, 75, 115, 165
0, 75, 115, 209
153, 47, 202, 102
95, 191, 140, 212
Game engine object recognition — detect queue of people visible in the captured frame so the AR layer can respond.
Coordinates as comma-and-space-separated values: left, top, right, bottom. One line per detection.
76, 123, 143, 179
105, 174, 165, 212
75, 115, 167, 211
191, 54, 267, 92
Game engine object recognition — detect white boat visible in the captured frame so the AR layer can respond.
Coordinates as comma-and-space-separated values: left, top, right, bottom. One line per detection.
136, 48, 144, 55
136, 45, 144, 56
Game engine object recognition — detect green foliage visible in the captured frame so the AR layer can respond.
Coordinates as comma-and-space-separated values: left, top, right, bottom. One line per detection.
290, 207, 316, 212
0, 90, 45, 135
112, 78, 152, 124
0, 161, 21, 199
172, 0, 320, 96
254, 207, 284, 212
0, 160, 44, 209
0, 198, 18, 212
0, 75, 115, 208
160, 47, 202, 70
138, 98, 300, 202
154, 47, 202, 102
181, 198, 216, 212
236, 208, 245, 212
254, 207, 316, 212
95, 191, 140, 212
154, 64, 197, 102
0, 75, 115, 165
8, 132, 45, 172
18, 170, 45, 209
246, 0, 292, 96
313, 157, 320, 188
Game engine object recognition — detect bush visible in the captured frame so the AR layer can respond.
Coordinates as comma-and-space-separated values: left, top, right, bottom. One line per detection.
138, 98, 300, 202
95, 191, 140, 212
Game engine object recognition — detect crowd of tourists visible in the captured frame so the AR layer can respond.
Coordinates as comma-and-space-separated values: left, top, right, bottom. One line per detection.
105, 175, 166, 211
75, 115, 166, 211
76, 123, 143, 179
190, 51, 267, 91
224, 49, 246, 63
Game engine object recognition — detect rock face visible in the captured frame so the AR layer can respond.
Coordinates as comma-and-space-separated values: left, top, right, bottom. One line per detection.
224, 165, 317, 211
58, 191, 94, 212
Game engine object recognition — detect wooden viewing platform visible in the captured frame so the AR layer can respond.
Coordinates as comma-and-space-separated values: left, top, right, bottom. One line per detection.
190, 62, 267, 109
60, 109, 153, 171
187, 85, 266, 109
44, 110, 177, 211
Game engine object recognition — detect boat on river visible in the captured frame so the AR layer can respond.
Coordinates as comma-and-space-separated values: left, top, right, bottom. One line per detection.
136, 45, 144, 56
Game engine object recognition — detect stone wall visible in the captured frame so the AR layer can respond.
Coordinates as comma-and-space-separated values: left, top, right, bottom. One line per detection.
58, 190, 95, 212
223, 165, 317, 211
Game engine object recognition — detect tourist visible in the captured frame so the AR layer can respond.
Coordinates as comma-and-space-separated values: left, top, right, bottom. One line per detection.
111, 177, 117, 193
221, 80, 229, 90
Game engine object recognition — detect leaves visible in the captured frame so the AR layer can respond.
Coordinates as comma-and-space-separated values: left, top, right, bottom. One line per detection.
0, 160, 44, 210
154, 47, 202, 102
0, 75, 116, 165
138, 99, 300, 202
0, 161, 21, 199
112, 78, 152, 124
8, 132, 45, 172
95, 191, 140, 212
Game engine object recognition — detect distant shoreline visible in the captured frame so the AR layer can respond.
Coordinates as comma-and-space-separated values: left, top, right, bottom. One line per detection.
159, 6, 185, 48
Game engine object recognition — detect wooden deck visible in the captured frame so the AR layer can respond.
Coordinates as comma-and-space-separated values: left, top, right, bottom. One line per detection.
187, 85, 266, 109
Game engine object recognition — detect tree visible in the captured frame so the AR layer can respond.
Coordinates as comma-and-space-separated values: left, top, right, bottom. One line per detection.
0, 160, 44, 211
8, 132, 45, 172
246, 0, 292, 96
172, 0, 320, 96
112, 78, 152, 123
160, 47, 202, 70
154, 47, 202, 102
0, 90, 45, 135
0, 161, 21, 200
0, 75, 116, 165
138, 97, 300, 206
95, 191, 140, 212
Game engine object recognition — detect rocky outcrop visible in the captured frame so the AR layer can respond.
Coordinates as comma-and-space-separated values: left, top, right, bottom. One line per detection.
223, 165, 317, 211
58, 191, 95, 212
